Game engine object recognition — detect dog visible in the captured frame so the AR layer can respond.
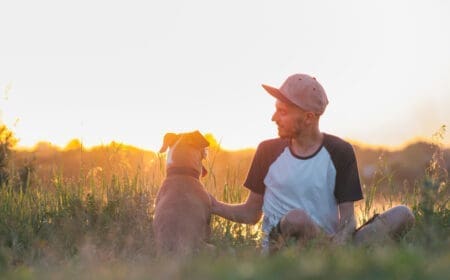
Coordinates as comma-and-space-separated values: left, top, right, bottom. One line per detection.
153, 130, 214, 257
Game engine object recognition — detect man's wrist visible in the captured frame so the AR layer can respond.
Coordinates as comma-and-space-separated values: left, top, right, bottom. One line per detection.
209, 194, 219, 213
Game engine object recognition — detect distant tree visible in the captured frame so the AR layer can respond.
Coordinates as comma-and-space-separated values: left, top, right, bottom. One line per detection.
0, 125, 18, 186
34, 141, 59, 154
204, 133, 220, 150
65, 138, 83, 150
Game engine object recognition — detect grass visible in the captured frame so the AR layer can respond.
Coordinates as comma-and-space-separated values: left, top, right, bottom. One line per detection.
0, 140, 448, 279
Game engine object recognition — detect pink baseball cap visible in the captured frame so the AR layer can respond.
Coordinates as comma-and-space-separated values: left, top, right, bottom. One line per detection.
262, 73, 329, 115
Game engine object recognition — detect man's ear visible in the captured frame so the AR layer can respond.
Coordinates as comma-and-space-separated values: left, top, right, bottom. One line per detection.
188, 130, 210, 149
159, 133, 179, 153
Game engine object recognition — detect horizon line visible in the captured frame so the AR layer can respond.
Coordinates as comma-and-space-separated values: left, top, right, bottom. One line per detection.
12, 136, 450, 153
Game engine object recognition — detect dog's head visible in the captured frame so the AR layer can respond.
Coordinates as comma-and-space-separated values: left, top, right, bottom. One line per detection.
159, 131, 210, 177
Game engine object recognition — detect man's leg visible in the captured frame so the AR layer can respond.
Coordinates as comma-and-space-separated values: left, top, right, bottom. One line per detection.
280, 209, 322, 241
269, 209, 323, 253
353, 205, 415, 245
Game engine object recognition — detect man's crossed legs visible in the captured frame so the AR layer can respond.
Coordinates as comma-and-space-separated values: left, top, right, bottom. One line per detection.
269, 205, 415, 253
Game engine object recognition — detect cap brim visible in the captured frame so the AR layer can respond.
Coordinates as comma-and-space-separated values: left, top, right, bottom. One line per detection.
261, 84, 296, 106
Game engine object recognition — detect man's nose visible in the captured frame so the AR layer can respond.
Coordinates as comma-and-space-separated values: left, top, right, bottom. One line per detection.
271, 112, 277, 122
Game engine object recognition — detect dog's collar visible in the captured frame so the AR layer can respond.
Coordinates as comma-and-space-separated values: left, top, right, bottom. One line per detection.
166, 167, 200, 179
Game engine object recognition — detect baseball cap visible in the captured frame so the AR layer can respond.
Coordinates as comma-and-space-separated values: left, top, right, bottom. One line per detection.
262, 73, 329, 115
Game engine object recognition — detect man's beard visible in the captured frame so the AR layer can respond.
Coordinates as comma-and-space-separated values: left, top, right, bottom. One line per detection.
276, 124, 302, 139
277, 128, 290, 139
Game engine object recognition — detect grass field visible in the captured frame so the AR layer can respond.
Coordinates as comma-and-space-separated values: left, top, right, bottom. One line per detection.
0, 141, 448, 279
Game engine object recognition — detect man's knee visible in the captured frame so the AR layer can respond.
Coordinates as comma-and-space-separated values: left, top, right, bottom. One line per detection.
388, 205, 415, 233
353, 205, 415, 245
283, 209, 310, 225
376, 205, 414, 239
280, 209, 317, 237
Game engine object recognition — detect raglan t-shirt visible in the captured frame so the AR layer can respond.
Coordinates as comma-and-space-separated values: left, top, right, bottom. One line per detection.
244, 133, 363, 249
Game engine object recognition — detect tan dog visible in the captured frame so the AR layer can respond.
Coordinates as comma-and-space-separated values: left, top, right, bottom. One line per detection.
153, 131, 213, 257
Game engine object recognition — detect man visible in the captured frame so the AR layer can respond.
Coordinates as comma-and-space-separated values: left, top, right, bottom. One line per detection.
210, 73, 415, 253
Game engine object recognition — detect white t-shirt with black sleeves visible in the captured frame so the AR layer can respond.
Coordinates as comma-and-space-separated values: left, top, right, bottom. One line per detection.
244, 133, 363, 249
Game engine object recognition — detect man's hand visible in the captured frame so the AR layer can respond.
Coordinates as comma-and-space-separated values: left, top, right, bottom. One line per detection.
208, 192, 219, 212
207, 191, 263, 224
331, 202, 357, 246
331, 222, 355, 245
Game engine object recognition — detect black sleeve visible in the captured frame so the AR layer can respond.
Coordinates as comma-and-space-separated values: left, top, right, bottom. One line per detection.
334, 144, 363, 203
244, 142, 267, 195
244, 139, 288, 195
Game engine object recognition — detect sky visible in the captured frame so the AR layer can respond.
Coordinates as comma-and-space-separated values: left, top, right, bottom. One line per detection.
1, 0, 449, 151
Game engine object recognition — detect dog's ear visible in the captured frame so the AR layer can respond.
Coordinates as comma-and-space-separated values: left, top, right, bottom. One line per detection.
159, 133, 180, 153
187, 130, 210, 149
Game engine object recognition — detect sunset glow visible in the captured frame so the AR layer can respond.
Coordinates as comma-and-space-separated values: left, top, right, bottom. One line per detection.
1, 0, 449, 152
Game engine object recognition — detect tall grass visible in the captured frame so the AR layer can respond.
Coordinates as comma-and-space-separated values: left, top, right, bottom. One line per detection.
204, 144, 261, 249
410, 125, 449, 249
0, 134, 448, 279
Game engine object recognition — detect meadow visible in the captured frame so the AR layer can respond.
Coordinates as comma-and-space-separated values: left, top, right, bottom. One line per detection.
0, 131, 448, 279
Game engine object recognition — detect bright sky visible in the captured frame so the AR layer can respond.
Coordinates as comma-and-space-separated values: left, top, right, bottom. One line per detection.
1, 0, 449, 151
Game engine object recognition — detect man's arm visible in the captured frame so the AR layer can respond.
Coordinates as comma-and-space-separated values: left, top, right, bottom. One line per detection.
332, 201, 357, 245
210, 191, 263, 224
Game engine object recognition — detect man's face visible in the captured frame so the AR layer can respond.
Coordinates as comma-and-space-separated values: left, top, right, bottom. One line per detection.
271, 100, 309, 139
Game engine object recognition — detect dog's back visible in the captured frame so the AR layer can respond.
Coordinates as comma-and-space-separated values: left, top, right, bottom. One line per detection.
154, 175, 211, 256
152, 131, 212, 257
